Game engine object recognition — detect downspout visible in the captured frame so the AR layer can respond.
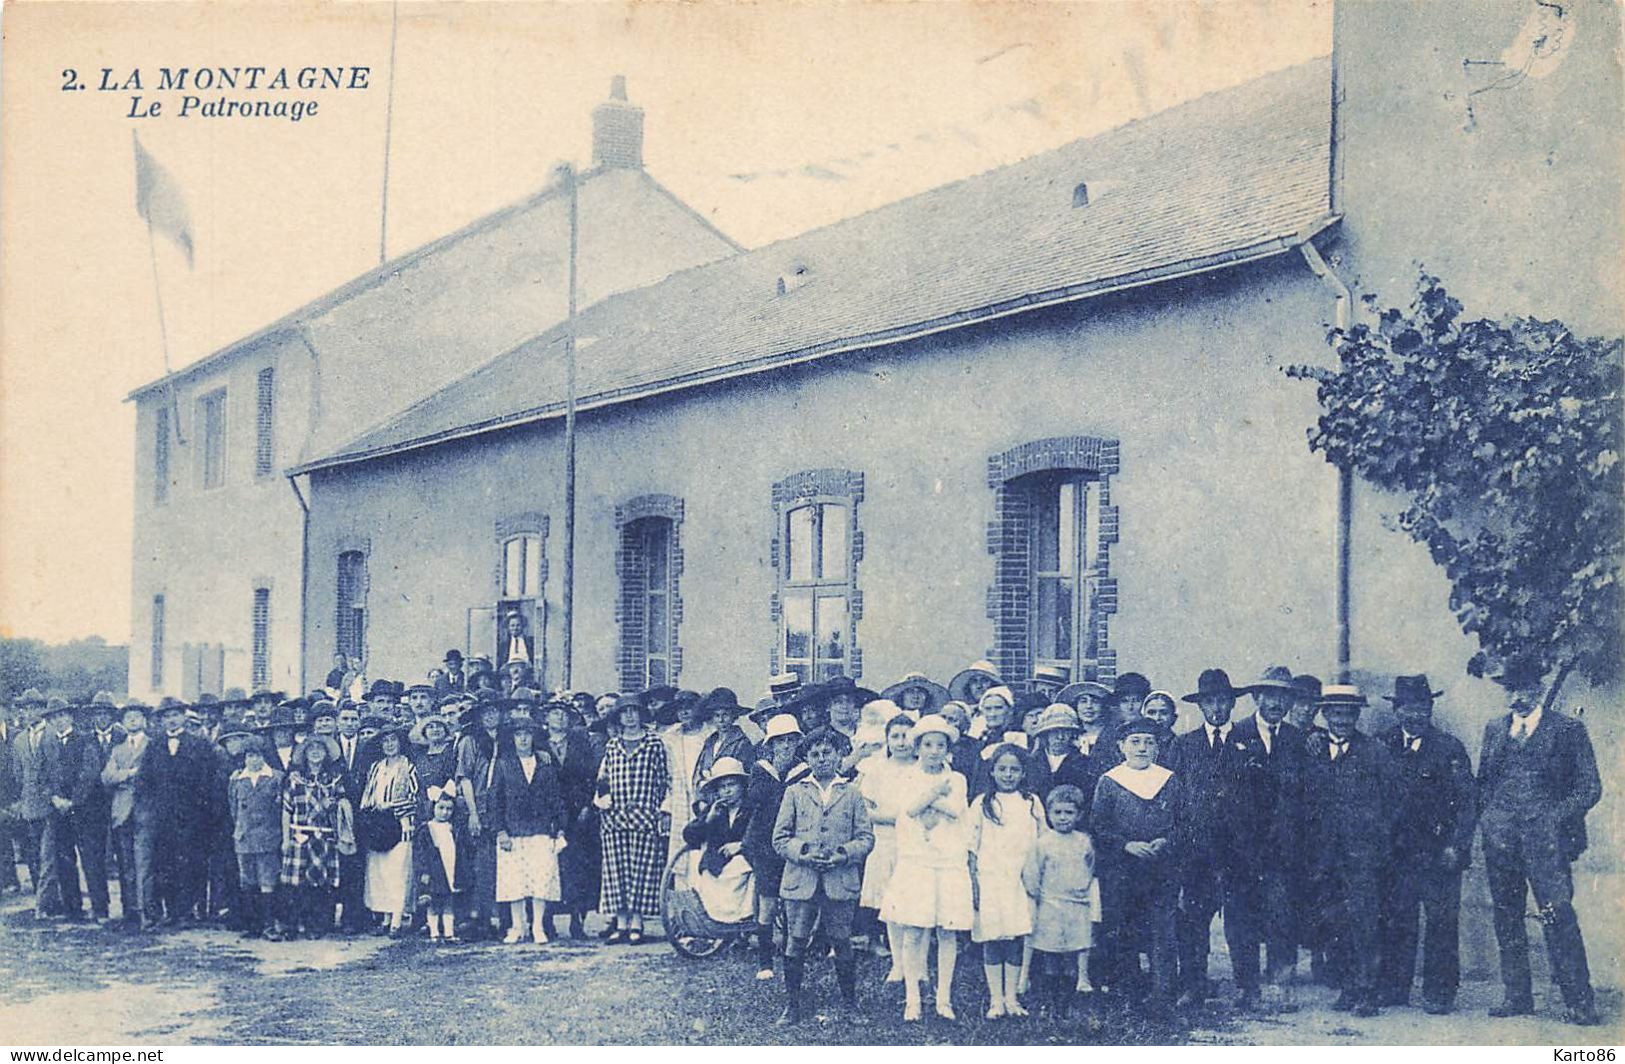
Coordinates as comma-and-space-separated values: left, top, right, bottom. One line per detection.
1298, 238, 1353, 683
287, 472, 311, 697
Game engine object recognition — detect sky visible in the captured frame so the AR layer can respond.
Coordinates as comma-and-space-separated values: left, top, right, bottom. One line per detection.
0, 0, 1330, 645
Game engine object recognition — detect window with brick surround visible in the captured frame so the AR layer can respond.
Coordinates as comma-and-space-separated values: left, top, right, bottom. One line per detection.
614, 495, 683, 692
987, 437, 1119, 688
154, 404, 171, 505
150, 594, 166, 688
255, 367, 275, 477
771, 470, 863, 684
197, 388, 227, 490
336, 550, 367, 664
251, 587, 271, 690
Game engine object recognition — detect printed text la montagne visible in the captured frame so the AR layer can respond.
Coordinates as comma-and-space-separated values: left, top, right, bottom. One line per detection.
63, 66, 371, 123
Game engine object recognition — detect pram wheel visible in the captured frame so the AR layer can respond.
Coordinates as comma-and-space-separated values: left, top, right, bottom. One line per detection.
661, 846, 751, 959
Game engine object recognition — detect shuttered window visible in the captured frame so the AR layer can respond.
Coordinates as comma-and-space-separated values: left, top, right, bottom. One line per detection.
255, 368, 275, 477
251, 587, 271, 689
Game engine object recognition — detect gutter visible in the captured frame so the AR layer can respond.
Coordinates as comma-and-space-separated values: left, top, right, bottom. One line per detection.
293, 215, 1344, 476
286, 472, 311, 697
1297, 237, 1353, 682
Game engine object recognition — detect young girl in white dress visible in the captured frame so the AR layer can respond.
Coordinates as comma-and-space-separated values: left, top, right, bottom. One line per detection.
857, 709, 917, 979
970, 744, 1045, 1018
880, 714, 973, 1022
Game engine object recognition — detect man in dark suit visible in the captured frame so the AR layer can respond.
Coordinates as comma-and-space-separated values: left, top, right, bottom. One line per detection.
333, 702, 369, 933
1477, 656, 1602, 1026
37, 698, 97, 920
75, 691, 124, 922
1303, 684, 1398, 1017
1168, 667, 1257, 1008
146, 698, 216, 926
1376, 674, 1475, 1014
435, 650, 468, 694
1228, 666, 1309, 1002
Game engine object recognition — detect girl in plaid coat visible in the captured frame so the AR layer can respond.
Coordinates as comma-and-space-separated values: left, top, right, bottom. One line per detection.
595, 696, 669, 945
280, 736, 347, 938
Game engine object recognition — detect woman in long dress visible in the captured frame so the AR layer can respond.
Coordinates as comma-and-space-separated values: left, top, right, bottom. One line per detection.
660, 692, 716, 864
544, 699, 601, 939
489, 719, 565, 945
597, 695, 669, 945
360, 726, 419, 935
280, 735, 347, 938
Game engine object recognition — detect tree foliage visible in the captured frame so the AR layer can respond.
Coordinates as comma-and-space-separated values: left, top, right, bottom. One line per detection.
0, 636, 127, 703
1287, 270, 1622, 702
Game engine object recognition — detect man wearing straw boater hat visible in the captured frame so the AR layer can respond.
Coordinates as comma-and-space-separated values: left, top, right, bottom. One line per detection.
1167, 667, 1253, 1009
1476, 654, 1601, 1026
1302, 683, 1398, 1018
1374, 673, 1474, 1016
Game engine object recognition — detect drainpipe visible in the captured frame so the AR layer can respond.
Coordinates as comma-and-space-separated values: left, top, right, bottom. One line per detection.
286, 472, 311, 696
1298, 238, 1353, 683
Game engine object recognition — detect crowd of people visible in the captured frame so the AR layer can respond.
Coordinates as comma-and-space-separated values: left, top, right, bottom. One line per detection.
0, 648, 1604, 1029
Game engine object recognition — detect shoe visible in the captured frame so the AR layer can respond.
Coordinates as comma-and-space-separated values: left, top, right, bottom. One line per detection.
902, 1001, 922, 1023
775, 1002, 802, 1027
1353, 1001, 1380, 1018
569, 914, 585, 939
1234, 987, 1260, 1011
756, 968, 775, 981
626, 929, 644, 946
934, 1002, 956, 1021
532, 928, 550, 945
884, 966, 903, 984
1421, 998, 1453, 1015
502, 928, 526, 945
1488, 998, 1535, 1018
605, 929, 627, 944
1563, 1004, 1600, 1027
1332, 991, 1359, 1013
263, 926, 287, 942
599, 924, 617, 941
985, 1001, 1006, 1020
1175, 989, 1202, 1010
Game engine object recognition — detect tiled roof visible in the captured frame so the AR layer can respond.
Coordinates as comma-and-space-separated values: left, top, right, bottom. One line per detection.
295, 57, 1335, 475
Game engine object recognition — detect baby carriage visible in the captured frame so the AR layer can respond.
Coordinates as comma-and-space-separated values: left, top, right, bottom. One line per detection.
661, 842, 760, 958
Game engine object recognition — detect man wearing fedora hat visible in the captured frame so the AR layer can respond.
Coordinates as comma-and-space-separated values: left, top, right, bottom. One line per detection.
1167, 668, 1256, 1008
36, 698, 95, 920
1302, 685, 1399, 1017
1374, 674, 1475, 1014
1476, 655, 1601, 1026
436, 650, 467, 694
1228, 666, 1311, 1002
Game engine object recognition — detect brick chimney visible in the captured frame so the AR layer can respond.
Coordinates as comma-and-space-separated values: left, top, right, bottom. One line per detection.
592, 75, 644, 170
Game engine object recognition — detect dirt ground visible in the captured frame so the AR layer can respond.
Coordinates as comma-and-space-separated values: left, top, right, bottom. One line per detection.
0, 891, 1616, 1046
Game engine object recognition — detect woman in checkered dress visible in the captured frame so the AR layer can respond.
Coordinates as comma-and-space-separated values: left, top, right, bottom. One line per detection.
280, 736, 346, 937
596, 696, 669, 944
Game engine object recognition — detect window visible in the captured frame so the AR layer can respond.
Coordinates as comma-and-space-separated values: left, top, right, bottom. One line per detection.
251, 587, 271, 689
1028, 473, 1102, 676
150, 594, 165, 688
154, 405, 171, 505
198, 388, 227, 489
336, 550, 367, 663
614, 496, 683, 692
986, 436, 1120, 688
501, 533, 543, 600
772, 469, 864, 684
255, 368, 275, 477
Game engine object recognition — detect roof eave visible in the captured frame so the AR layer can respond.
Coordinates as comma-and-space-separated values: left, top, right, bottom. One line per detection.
289, 213, 1342, 478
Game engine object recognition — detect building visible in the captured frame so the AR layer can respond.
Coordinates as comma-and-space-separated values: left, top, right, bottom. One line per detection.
129, 0, 1622, 983
125, 78, 739, 701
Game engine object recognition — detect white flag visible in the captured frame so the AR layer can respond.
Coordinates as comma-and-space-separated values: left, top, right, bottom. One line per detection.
133, 133, 194, 267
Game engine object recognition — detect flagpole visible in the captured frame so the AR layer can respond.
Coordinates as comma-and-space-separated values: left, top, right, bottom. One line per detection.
378, 0, 400, 264
559, 162, 579, 690
144, 215, 185, 444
